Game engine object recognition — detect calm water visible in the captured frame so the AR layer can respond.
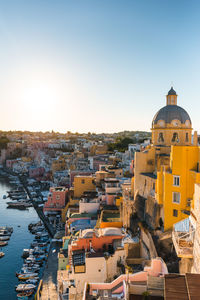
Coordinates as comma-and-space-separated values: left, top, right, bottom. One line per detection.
0, 179, 40, 300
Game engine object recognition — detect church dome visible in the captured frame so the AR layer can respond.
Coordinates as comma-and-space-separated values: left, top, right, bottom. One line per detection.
152, 105, 191, 126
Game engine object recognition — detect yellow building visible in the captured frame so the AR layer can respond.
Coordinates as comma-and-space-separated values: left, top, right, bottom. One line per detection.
127, 87, 200, 231
73, 175, 96, 198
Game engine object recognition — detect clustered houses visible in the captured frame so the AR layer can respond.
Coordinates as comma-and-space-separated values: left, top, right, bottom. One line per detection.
56, 161, 168, 300
5, 88, 200, 299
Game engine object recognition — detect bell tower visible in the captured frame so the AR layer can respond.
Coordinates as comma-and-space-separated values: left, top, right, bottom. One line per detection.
166, 87, 177, 105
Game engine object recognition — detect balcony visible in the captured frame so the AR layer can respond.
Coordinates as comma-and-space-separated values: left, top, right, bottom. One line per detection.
172, 217, 194, 258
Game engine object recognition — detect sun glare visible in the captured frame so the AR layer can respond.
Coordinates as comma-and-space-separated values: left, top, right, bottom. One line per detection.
18, 75, 64, 131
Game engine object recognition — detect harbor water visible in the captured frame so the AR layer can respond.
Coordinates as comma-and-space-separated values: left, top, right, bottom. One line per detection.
0, 178, 40, 300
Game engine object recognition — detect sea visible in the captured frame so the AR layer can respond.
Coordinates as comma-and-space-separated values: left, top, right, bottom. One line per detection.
0, 178, 40, 300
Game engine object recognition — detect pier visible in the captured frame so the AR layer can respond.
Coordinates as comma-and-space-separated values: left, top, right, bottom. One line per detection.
3, 168, 56, 238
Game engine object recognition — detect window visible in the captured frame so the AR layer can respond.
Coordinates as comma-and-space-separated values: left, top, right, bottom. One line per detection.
173, 209, 178, 217
103, 290, 109, 298
158, 132, 164, 142
186, 133, 189, 142
153, 182, 155, 190
56, 195, 60, 200
81, 179, 85, 184
172, 132, 179, 142
173, 176, 180, 186
173, 192, 180, 204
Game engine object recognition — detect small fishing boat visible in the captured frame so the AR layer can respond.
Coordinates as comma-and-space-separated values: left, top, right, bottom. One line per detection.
18, 273, 38, 281
0, 226, 13, 233
25, 278, 39, 284
17, 290, 34, 299
0, 236, 10, 241
0, 241, 8, 246
15, 284, 36, 292
0, 229, 12, 236
0, 252, 5, 258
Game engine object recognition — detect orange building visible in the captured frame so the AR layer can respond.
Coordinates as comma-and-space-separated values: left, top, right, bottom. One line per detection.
68, 228, 123, 255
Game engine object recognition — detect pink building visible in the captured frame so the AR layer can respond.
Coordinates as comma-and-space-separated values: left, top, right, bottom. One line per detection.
43, 187, 68, 213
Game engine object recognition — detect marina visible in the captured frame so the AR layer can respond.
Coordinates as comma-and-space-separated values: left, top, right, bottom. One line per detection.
0, 177, 41, 300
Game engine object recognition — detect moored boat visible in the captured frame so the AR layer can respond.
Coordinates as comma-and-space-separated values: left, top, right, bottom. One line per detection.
0, 229, 12, 236
0, 241, 8, 246
0, 226, 13, 233
0, 252, 5, 258
15, 284, 36, 292
18, 273, 38, 281
0, 236, 10, 241
17, 290, 34, 299
25, 278, 39, 284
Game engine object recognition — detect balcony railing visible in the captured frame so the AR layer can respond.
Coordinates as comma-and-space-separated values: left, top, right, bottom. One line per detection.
172, 226, 194, 258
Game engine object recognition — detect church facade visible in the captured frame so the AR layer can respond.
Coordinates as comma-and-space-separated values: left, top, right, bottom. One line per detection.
130, 87, 200, 231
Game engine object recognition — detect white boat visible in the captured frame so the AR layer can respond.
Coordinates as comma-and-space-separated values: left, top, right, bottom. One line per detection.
0, 226, 13, 233
0, 252, 5, 258
0, 229, 12, 236
25, 278, 39, 284
18, 273, 38, 280
0, 236, 10, 241
15, 284, 36, 292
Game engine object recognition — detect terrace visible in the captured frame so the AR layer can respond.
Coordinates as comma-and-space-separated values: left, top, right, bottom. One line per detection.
172, 217, 194, 258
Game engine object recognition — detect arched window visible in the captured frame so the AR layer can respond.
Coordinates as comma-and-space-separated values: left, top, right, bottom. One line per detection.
172, 132, 179, 142
158, 132, 164, 142
185, 133, 189, 142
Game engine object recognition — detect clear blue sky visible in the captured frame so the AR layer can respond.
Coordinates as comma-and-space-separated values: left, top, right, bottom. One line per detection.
0, 0, 200, 133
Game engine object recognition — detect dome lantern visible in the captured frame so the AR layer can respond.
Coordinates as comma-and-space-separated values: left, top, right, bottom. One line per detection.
166, 87, 177, 105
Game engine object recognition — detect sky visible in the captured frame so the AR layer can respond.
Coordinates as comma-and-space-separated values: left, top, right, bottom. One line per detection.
0, 0, 200, 133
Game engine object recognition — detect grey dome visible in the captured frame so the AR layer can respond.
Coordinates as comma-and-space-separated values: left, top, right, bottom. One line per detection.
168, 87, 177, 95
152, 105, 191, 126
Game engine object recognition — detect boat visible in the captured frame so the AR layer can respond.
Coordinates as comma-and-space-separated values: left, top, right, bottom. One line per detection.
0, 252, 5, 258
18, 273, 38, 281
15, 284, 36, 292
25, 278, 39, 284
0, 236, 10, 241
7, 201, 32, 209
22, 249, 31, 259
0, 229, 12, 236
17, 291, 34, 299
0, 241, 8, 246
0, 226, 13, 233
16, 266, 39, 276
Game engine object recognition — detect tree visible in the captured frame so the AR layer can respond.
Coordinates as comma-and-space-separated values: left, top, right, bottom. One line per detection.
0, 136, 9, 150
